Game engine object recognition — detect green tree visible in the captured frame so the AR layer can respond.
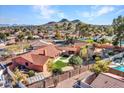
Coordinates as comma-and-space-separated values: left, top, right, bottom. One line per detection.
27, 31, 33, 40
112, 15, 124, 47
55, 31, 62, 39
17, 32, 25, 41
75, 22, 82, 32
65, 37, 75, 44
28, 70, 35, 77
5, 32, 10, 37
69, 55, 82, 66
14, 68, 28, 84
55, 24, 60, 31
0, 33, 7, 41
79, 46, 88, 59
90, 61, 110, 75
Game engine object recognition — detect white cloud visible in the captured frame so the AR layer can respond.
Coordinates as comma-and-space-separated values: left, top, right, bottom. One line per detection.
33, 5, 66, 19
97, 6, 114, 16
33, 5, 56, 19
80, 6, 115, 20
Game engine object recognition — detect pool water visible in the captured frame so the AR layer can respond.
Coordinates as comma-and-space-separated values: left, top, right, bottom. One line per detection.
119, 41, 124, 46
113, 65, 124, 72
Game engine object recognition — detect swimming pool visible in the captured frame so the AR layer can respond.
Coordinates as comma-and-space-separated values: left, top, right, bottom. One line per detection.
113, 65, 124, 72
119, 41, 124, 46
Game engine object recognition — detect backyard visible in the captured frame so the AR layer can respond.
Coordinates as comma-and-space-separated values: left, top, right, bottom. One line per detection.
52, 55, 73, 70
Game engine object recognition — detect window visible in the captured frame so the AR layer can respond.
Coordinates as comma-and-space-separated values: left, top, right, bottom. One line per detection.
25, 62, 29, 66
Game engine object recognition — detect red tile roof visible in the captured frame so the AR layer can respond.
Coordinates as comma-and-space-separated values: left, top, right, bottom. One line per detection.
94, 44, 124, 49
13, 44, 61, 66
74, 42, 88, 48
72, 42, 88, 52
33, 44, 61, 58
13, 53, 49, 66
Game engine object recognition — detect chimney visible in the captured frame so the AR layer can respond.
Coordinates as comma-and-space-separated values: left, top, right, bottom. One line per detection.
43, 49, 47, 56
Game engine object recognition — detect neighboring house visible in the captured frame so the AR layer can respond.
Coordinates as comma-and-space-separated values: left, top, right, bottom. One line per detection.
33, 45, 61, 58
93, 48, 103, 57
73, 42, 88, 49
6, 36, 16, 45
72, 42, 89, 54
91, 73, 124, 88
30, 39, 52, 49
57, 46, 78, 56
76, 73, 124, 88
12, 44, 62, 72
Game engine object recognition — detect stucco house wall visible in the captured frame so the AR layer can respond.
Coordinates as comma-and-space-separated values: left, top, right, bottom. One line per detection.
12, 57, 43, 72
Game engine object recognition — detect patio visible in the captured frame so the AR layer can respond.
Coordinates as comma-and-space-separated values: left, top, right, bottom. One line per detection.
53, 55, 73, 63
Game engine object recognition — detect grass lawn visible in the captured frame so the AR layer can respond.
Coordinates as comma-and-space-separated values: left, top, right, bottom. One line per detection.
85, 39, 94, 43
53, 60, 67, 69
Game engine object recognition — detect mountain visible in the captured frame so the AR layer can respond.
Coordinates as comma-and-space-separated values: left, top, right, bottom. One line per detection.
71, 19, 81, 23
59, 18, 69, 23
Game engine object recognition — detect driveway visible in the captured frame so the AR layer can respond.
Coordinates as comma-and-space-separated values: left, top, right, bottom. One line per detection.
56, 71, 92, 88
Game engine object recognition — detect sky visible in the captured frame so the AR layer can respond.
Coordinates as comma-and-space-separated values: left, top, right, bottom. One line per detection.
0, 5, 124, 25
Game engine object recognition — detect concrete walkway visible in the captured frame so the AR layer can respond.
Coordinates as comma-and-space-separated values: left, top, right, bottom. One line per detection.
56, 71, 92, 88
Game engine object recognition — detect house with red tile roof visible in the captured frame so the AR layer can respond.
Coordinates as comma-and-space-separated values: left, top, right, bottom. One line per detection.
12, 53, 49, 71
57, 46, 78, 56
11, 44, 62, 72
33, 45, 61, 58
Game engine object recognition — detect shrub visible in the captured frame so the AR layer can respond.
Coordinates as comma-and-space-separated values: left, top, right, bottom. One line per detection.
14, 68, 29, 84
79, 46, 88, 59
95, 56, 101, 61
86, 39, 94, 43
52, 68, 62, 75
69, 55, 82, 66
90, 61, 110, 75
28, 70, 35, 77
108, 51, 114, 56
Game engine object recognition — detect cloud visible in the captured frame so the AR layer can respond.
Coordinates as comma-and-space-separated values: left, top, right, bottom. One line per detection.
33, 5, 66, 19
97, 6, 114, 16
80, 6, 115, 20
33, 5, 56, 19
